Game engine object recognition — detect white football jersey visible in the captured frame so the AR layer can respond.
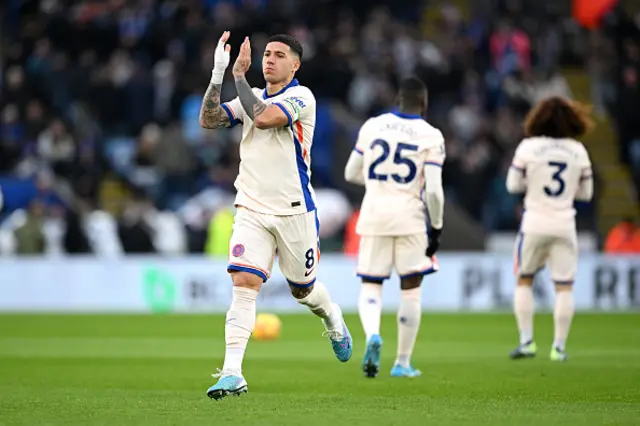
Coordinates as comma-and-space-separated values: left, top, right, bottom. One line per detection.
511, 137, 592, 235
222, 79, 316, 215
354, 112, 445, 236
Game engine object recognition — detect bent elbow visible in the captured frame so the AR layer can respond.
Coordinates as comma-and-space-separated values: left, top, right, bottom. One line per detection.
253, 116, 270, 130
505, 182, 518, 194
576, 189, 593, 202
505, 176, 525, 194
344, 170, 355, 183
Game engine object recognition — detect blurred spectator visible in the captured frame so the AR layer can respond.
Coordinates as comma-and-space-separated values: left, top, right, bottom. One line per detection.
14, 200, 46, 255
2, 0, 631, 255
117, 192, 156, 254
37, 119, 76, 174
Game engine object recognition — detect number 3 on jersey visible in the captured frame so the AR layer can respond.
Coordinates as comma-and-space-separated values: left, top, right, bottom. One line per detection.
368, 140, 418, 183
544, 161, 567, 197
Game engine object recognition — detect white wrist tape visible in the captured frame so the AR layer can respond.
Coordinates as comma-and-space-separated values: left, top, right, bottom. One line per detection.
211, 69, 225, 85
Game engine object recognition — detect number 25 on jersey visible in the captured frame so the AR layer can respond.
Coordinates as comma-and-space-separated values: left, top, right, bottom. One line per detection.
368, 139, 418, 183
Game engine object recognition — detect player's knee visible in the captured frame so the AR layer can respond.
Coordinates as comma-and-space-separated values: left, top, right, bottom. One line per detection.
517, 276, 534, 286
289, 283, 314, 299
230, 271, 263, 291
400, 276, 422, 290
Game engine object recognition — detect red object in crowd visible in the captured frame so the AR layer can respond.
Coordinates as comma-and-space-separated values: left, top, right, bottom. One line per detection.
604, 220, 640, 254
343, 210, 360, 257
573, 0, 618, 29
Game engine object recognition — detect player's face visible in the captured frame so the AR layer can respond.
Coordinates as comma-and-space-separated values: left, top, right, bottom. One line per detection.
263, 42, 300, 84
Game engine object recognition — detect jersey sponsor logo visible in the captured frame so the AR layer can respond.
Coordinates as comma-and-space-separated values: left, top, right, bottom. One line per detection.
288, 97, 306, 109
232, 244, 245, 257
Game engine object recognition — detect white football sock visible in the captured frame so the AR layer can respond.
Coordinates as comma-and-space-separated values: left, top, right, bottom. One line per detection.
514, 285, 534, 345
296, 281, 341, 336
358, 283, 383, 341
553, 289, 574, 351
222, 286, 258, 376
395, 287, 421, 368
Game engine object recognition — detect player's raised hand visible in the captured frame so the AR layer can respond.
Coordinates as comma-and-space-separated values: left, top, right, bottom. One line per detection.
232, 37, 252, 78
211, 31, 231, 84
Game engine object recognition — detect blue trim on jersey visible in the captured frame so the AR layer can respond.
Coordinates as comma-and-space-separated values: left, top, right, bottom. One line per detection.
262, 79, 299, 99
227, 264, 268, 282
424, 161, 442, 167
315, 209, 320, 244
354, 147, 363, 155
391, 110, 423, 120
274, 102, 293, 127
292, 131, 316, 212
221, 104, 242, 128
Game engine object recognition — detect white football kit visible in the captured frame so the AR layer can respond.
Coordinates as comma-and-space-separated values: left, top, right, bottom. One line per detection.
507, 136, 593, 283
221, 79, 320, 286
344, 111, 445, 280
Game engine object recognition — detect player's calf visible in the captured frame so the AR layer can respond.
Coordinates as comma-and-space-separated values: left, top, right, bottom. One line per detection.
510, 277, 536, 359
291, 281, 352, 362
392, 276, 422, 374
358, 280, 383, 344
207, 272, 261, 400
359, 280, 384, 378
551, 282, 574, 361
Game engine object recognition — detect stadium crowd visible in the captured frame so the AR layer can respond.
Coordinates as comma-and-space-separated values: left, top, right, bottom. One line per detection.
0, 0, 638, 255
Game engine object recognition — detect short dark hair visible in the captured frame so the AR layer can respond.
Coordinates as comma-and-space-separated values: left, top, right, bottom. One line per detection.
524, 97, 594, 139
268, 34, 303, 60
398, 77, 427, 108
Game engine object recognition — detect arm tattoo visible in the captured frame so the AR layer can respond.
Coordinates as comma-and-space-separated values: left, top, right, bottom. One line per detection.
234, 75, 266, 120
199, 83, 230, 129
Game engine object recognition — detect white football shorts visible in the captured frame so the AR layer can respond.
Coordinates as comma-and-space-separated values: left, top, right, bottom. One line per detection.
514, 232, 577, 284
357, 233, 438, 281
227, 207, 319, 287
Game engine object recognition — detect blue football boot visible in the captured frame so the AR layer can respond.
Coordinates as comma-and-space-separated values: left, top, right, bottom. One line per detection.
390, 363, 422, 378
322, 303, 353, 362
207, 370, 248, 400
362, 334, 383, 378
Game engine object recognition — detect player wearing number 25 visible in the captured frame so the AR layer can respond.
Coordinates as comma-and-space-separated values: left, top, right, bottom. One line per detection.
199, 31, 352, 400
344, 77, 445, 379
506, 97, 594, 362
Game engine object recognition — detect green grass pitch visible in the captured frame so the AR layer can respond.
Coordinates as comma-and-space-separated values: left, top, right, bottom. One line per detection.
0, 313, 639, 425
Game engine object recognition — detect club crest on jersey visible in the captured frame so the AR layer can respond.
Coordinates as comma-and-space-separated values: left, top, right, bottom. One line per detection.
232, 244, 245, 257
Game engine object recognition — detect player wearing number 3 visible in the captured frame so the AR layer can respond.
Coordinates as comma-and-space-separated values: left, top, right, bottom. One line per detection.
344, 77, 445, 378
506, 97, 594, 362
199, 32, 352, 400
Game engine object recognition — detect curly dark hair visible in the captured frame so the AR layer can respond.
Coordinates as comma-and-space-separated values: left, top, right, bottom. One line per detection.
523, 97, 595, 139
